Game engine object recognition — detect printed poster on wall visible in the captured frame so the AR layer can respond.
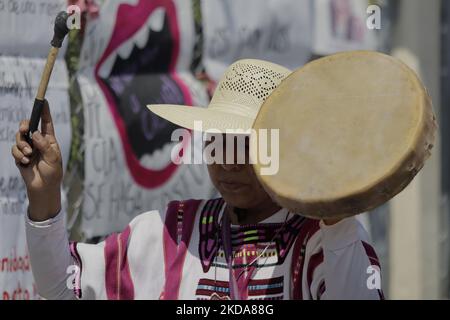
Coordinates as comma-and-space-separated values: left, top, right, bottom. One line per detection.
0, 0, 67, 58
0, 57, 71, 299
77, 0, 216, 238
313, 0, 379, 55
201, 0, 313, 82
0, 0, 70, 299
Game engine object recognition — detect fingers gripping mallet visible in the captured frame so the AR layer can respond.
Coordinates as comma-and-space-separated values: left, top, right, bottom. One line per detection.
26, 11, 70, 144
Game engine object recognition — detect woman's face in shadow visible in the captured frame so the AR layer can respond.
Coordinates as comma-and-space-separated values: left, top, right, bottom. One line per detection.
206, 134, 273, 209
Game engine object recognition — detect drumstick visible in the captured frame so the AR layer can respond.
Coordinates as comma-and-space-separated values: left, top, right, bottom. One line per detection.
26, 11, 69, 144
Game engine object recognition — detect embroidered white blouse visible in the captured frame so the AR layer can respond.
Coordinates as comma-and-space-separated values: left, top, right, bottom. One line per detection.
25, 198, 383, 300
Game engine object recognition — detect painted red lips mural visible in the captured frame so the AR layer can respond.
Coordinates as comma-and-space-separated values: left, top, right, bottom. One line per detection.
95, 0, 192, 189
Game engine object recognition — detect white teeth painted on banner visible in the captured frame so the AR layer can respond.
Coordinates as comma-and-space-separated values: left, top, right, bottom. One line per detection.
98, 53, 117, 78
99, 7, 167, 78
117, 39, 135, 60
134, 25, 150, 49
148, 7, 165, 32
140, 142, 178, 170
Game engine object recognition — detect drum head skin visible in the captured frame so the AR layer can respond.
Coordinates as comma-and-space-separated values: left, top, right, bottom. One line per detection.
252, 51, 437, 219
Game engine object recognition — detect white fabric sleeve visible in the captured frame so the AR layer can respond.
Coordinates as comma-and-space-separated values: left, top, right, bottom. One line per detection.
304, 217, 383, 300
25, 209, 76, 300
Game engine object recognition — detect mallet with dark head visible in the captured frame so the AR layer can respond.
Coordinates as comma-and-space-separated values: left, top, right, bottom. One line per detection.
26, 11, 70, 144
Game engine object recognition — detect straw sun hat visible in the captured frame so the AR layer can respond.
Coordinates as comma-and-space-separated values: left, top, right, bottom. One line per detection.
147, 59, 292, 133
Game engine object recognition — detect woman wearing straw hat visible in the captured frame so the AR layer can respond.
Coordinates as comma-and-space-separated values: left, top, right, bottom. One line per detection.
12, 59, 383, 300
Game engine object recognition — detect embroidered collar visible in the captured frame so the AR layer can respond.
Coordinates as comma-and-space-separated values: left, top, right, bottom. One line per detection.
198, 198, 306, 272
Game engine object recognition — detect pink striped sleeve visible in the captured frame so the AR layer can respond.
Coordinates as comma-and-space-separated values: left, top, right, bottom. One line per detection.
73, 211, 165, 299
304, 217, 384, 300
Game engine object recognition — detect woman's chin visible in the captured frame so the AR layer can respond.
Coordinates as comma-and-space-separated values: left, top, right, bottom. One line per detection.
220, 193, 254, 209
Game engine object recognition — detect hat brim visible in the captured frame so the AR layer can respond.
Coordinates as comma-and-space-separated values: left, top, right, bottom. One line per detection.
147, 104, 254, 133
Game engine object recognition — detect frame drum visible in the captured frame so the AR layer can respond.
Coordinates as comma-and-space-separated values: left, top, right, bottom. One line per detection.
253, 51, 437, 219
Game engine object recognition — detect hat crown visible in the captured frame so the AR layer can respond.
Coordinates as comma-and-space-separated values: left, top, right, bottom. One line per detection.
209, 59, 291, 118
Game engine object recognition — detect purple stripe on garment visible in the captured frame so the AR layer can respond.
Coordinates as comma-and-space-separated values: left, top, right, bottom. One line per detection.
361, 241, 385, 300
162, 200, 201, 299
104, 226, 134, 300
69, 242, 82, 299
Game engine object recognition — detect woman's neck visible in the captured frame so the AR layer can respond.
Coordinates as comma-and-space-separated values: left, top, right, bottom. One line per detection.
226, 199, 281, 225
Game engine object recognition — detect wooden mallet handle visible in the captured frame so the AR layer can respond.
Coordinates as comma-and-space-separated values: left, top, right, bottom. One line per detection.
27, 11, 69, 144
